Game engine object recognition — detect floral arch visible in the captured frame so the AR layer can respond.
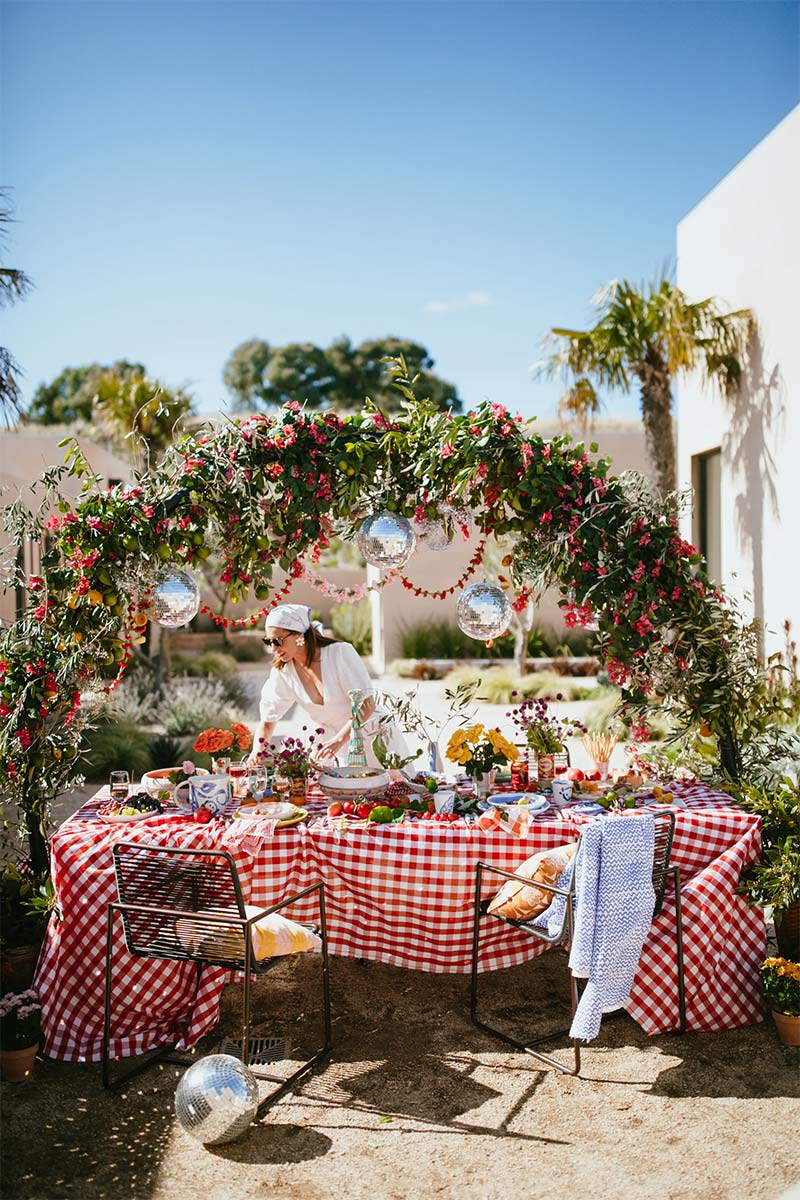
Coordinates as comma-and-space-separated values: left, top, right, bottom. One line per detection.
1, 360, 765, 873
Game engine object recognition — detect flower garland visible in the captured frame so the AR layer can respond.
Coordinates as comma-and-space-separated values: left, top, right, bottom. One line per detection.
198, 566, 300, 629
299, 562, 399, 603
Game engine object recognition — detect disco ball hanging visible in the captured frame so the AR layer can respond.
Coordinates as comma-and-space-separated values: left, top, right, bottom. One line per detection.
457, 582, 512, 640
174, 1054, 259, 1145
147, 567, 201, 628
415, 518, 453, 553
356, 510, 416, 569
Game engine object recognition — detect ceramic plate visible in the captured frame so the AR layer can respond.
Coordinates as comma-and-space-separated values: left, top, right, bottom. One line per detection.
569, 801, 605, 815
479, 793, 550, 814
234, 801, 298, 821
97, 809, 160, 824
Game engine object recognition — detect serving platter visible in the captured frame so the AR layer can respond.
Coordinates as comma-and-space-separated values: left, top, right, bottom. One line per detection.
233, 803, 309, 827
479, 793, 550, 815
97, 809, 160, 824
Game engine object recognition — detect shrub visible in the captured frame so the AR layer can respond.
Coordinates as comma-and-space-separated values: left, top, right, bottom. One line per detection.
442, 665, 602, 706
399, 621, 511, 660
105, 674, 157, 725
147, 734, 191, 769
330, 600, 372, 656
81, 718, 152, 780
157, 678, 242, 737
227, 636, 266, 663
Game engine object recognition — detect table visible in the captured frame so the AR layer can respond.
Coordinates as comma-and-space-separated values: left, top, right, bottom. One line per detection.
35, 782, 766, 1063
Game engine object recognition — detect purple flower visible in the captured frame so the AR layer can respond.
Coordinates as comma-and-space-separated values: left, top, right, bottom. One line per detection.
182, 760, 196, 775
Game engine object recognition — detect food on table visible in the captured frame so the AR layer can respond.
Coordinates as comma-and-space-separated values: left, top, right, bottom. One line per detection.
97, 792, 162, 818
487, 841, 578, 921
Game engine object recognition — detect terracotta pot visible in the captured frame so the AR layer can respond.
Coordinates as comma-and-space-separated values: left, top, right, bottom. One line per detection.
772, 1010, 800, 1047
2, 944, 41, 991
0, 1043, 38, 1083
775, 900, 800, 959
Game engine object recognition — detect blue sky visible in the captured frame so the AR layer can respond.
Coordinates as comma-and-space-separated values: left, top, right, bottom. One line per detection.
2, 0, 798, 421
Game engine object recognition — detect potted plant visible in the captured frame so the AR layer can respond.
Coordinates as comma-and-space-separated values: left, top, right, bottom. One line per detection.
445, 724, 520, 797
0, 862, 54, 992
760, 957, 800, 1046
259, 732, 322, 800
509, 696, 586, 782
0, 988, 42, 1082
736, 779, 800, 958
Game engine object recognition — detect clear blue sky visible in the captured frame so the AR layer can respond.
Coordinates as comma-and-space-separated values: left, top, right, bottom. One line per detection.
2, 0, 798, 421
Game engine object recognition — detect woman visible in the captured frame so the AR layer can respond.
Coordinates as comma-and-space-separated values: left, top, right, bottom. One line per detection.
248, 603, 406, 768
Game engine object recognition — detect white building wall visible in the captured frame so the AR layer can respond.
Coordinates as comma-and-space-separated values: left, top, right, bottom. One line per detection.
676, 104, 800, 653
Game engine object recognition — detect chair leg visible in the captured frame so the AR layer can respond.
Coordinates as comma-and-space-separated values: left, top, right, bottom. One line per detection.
469, 867, 580, 1077
672, 867, 687, 1034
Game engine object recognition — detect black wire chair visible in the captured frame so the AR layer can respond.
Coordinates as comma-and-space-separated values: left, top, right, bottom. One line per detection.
103, 841, 332, 1091
470, 810, 685, 1076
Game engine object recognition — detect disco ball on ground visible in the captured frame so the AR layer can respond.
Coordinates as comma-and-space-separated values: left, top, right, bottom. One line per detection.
356, 510, 416, 569
457, 582, 513, 640
415, 518, 453, 553
147, 567, 201, 628
175, 1054, 259, 1146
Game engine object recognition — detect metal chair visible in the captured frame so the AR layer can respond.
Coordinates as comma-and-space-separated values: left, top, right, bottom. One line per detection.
470, 810, 685, 1076
103, 841, 332, 1091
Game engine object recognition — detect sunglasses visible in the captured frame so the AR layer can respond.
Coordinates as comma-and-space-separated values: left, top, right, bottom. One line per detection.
262, 633, 293, 650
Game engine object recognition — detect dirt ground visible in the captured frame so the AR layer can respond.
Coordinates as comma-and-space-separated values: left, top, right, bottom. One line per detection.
3, 948, 799, 1200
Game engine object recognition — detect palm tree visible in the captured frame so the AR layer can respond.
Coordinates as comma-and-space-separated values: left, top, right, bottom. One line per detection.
0, 192, 33, 424
541, 275, 753, 495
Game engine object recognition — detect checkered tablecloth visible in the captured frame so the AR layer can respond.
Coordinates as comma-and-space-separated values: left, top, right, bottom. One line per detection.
34, 781, 765, 1062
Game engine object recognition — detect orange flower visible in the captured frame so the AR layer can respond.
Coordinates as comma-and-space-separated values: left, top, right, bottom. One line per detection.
231, 722, 253, 751
193, 727, 234, 754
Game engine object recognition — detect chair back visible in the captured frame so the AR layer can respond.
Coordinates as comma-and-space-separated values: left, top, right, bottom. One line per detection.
112, 841, 251, 969
650, 810, 676, 917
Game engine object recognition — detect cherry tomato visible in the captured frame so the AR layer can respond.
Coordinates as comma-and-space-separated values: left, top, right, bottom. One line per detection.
193, 806, 213, 824
356, 802, 372, 819
342, 800, 355, 814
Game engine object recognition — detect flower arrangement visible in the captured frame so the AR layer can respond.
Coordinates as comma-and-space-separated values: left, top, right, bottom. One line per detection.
445, 724, 520, 782
509, 696, 587, 756
193, 723, 253, 756
257, 730, 324, 780
0, 989, 42, 1050
760, 957, 800, 1016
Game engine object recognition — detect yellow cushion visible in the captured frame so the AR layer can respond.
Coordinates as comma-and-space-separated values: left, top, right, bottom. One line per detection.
176, 904, 322, 961
487, 842, 578, 922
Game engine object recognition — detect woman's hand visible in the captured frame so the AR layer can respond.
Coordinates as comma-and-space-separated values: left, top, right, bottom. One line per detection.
317, 731, 349, 760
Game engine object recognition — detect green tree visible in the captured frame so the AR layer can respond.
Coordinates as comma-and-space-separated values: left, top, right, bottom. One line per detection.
221, 338, 271, 409
0, 193, 33, 424
222, 334, 462, 413
93, 369, 195, 469
541, 275, 752, 495
26, 360, 146, 424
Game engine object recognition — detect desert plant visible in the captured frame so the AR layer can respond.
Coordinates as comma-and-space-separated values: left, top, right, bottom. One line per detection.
330, 600, 372, 656
80, 718, 152, 779
158, 677, 243, 737
147, 734, 191, 769
443, 664, 601, 705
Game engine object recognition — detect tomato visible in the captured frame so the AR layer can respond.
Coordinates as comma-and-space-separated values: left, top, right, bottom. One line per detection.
342, 800, 355, 814
427, 800, 436, 812
193, 806, 213, 824
356, 802, 372, 820
567, 768, 585, 782
327, 801, 343, 817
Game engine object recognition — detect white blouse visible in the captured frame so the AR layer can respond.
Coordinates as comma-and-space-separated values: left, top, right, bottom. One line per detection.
258, 641, 407, 767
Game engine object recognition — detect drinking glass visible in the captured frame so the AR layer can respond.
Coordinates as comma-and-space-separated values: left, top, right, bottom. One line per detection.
109, 770, 130, 801
229, 759, 248, 797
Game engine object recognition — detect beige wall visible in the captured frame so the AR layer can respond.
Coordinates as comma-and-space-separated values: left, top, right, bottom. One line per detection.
0, 432, 132, 626
676, 104, 800, 654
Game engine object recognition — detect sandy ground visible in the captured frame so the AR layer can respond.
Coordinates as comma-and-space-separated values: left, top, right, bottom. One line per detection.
4, 673, 800, 1200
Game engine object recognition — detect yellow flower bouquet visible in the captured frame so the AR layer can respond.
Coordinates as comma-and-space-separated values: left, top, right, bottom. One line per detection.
445, 723, 520, 783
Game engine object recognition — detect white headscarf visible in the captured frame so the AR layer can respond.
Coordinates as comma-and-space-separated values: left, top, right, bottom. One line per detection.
265, 604, 323, 634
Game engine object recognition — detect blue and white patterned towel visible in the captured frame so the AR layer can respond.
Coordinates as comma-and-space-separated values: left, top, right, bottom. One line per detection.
531, 813, 656, 1041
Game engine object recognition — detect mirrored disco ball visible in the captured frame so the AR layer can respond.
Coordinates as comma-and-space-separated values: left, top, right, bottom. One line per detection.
148, 567, 200, 628
416, 519, 453, 553
175, 1054, 259, 1145
356, 510, 416, 569
457, 582, 512, 640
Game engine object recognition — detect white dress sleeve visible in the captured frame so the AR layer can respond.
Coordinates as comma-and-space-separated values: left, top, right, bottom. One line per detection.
330, 641, 373, 702
258, 667, 296, 723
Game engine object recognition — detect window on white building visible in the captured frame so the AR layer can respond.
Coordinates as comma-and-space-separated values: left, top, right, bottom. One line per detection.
693, 448, 722, 582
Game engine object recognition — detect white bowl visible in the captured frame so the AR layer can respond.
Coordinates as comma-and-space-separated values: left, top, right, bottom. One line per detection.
140, 767, 210, 800
317, 765, 390, 802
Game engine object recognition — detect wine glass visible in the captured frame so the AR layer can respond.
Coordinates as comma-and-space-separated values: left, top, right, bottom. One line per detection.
109, 770, 130, 801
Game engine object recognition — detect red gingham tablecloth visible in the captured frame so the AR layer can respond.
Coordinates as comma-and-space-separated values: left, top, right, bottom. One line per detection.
34, 782, 765, 1062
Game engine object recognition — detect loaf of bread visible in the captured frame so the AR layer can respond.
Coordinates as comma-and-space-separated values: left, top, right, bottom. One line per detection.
487, 842, 578, 921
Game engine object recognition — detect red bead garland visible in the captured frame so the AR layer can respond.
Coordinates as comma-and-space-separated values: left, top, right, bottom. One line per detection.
399, 538, 487, 599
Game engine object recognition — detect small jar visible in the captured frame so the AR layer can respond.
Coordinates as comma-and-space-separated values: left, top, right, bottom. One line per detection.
510, 759, 529, 790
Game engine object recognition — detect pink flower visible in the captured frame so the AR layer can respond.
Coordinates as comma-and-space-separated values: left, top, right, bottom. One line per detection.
441, 443, 454, 459
182, 760, 196, 775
